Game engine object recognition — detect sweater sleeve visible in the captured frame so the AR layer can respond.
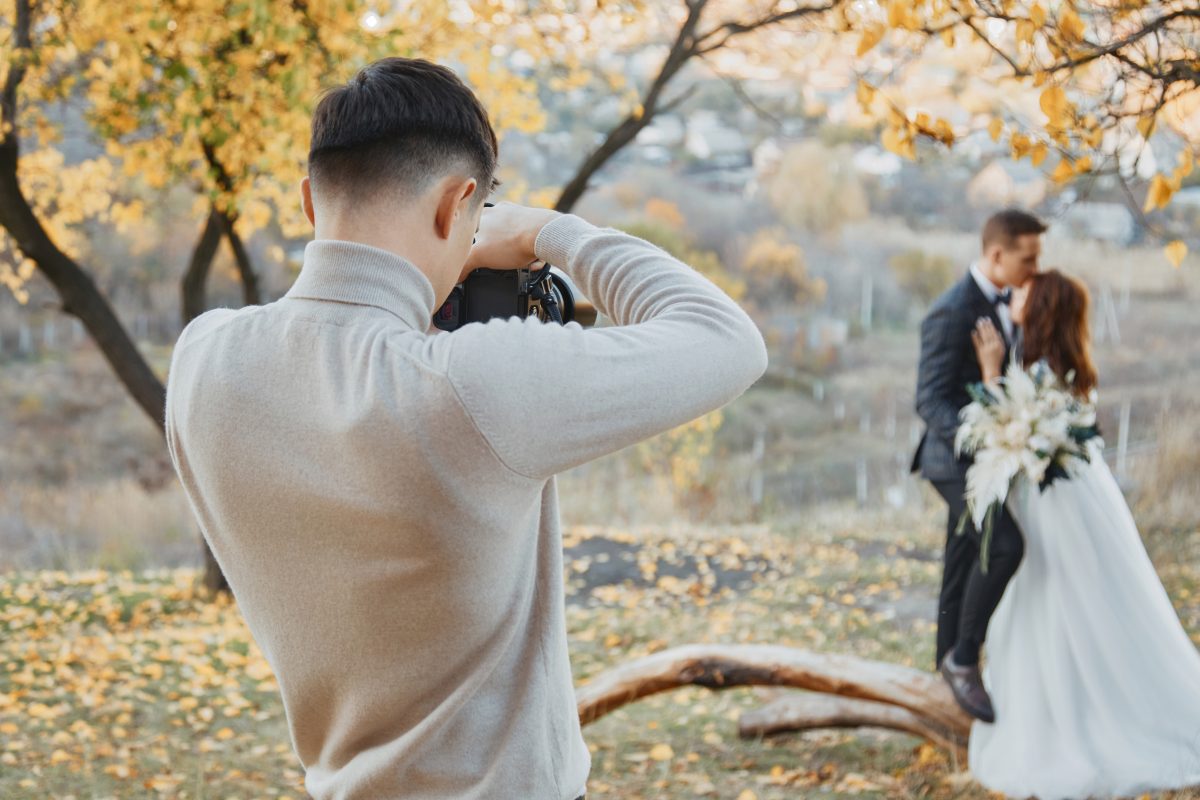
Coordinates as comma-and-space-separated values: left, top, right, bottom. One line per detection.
443, 214, 768, 481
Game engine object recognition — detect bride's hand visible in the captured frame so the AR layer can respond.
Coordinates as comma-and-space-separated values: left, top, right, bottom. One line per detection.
971, 318, 1005, 383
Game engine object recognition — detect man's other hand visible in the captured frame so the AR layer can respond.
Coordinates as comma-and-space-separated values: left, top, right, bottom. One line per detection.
460, 202, 561, 282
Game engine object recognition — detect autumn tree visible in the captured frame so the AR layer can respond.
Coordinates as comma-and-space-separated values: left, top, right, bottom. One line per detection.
764, 141, 869, 236
739, 227, 827, 312
888, 248, 957, 305
615, 201, 743, 509
852, 0, 1200, 264
0, 0, 542, 591
476, 0, 849, 213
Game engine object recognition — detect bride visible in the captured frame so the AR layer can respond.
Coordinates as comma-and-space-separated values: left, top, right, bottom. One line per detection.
966, 269, 1200, 799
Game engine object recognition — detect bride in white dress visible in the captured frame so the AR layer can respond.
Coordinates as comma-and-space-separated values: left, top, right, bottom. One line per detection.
965, 269, 1200, 799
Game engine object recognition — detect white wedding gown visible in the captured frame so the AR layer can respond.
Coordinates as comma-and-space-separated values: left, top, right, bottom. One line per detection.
969, 442, 1200, 798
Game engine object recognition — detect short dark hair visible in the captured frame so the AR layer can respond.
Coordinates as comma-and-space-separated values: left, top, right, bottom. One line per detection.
308, 57, 498, 205
981, 209, 1047, 251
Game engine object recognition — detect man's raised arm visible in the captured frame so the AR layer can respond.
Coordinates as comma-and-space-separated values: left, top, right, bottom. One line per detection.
443, 209, 768, 481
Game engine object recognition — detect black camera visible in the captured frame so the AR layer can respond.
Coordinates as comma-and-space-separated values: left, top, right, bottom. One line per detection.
432, 264, 577, 331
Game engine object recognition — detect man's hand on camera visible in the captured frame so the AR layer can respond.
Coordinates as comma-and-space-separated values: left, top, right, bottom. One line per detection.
460, 202, 560, 282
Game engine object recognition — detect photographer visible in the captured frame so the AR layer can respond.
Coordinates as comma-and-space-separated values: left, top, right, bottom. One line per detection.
165, 57, 767, 800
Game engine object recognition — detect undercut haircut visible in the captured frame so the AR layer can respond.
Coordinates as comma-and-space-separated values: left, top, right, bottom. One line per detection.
307, 57, 498, 205
981, 208, 1048, 251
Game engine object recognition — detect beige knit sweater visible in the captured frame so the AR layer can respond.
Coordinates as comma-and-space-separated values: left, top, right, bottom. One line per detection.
165, 214, 768, 799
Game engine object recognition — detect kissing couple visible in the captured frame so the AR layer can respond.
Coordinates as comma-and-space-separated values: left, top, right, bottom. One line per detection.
913, 209, 1200, 798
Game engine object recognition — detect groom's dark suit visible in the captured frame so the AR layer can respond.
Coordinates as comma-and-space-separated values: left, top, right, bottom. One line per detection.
912, 269, 1025, 668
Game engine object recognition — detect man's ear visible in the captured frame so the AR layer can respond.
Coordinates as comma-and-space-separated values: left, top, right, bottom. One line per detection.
300, 176, 316, 227
984, 243, 1003, 266
434, 177, 478, 240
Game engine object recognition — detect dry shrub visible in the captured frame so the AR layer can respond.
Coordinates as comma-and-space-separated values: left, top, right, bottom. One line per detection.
0, 479, 199, 572
1134, 408, 1200, 533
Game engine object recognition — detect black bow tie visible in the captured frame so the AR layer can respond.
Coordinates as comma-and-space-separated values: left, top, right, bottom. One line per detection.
994, 290, 1012, 307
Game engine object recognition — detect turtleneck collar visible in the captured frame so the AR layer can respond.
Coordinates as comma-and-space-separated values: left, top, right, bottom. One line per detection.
283, 239, 438, 330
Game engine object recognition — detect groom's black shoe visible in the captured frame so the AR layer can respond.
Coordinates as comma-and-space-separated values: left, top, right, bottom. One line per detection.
939, 653, 996, 723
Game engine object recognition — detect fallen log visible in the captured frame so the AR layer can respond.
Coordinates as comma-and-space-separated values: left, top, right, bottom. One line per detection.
576, 644, 971, 749
738, 692, 968, 752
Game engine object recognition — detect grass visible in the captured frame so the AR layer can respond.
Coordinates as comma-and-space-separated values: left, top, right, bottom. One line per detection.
3, 516, 1199, 799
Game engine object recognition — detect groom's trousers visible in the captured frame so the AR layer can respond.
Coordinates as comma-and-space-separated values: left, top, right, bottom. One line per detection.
932, 479, 1025, 667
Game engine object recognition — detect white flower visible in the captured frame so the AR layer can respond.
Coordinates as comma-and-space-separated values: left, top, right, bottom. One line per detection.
965, 448, 1021, 529
956, 361, 1099, 534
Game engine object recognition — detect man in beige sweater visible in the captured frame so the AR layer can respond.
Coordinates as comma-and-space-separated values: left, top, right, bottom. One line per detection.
165, 57, 767, 800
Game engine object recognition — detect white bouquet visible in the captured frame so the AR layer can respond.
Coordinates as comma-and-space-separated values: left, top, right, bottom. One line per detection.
954, 360, 1102, 571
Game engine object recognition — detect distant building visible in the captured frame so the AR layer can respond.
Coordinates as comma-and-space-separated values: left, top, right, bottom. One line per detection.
635, 114, 685, 148
851, 146, 903, 178
684, 110, 750, 166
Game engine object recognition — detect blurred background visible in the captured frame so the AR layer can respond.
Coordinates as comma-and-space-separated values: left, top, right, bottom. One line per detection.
2, 0, 1197, 574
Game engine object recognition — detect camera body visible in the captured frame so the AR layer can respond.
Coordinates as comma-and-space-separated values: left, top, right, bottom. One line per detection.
432, 265, 576, 331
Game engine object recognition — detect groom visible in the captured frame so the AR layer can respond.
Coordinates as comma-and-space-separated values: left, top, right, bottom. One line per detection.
911, 209, 1045, 723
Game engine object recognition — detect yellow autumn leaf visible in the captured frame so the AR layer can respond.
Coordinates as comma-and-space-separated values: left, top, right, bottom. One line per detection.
648, 743, 674, 761
1137, 114, 1157, 140
1144, 174, 1177, 213
1016, 19, 1036, 46
1177, 149, 1194, 179
1165, 240, 1187, 268
1010, 132, 1033, 159
857, 24, 885, 56
887, 0, 918, 29
1050, 159, 1075, 183
856, 80, 876, 109
1059, 8, 1086, 41
882, 126, 916, 160
1039, 85, 1074, 128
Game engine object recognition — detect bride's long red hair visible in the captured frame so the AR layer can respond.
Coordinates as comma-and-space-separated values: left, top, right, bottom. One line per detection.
1020, 269, 1098, 397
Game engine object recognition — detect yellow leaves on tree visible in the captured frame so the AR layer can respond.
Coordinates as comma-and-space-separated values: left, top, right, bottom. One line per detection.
857, 24, 886, 57
1039, 85, 1075, 130
644, 198, 687, 231
1050, 155, 1091, 184
886, 0, 920, 31
766, 142, 869, 234
856, 81, 877, 112
1144, 174, 1179, 213
1145, 151, 1195, 214
1057, 7, 1087, 43
988, 117, 1004, 143
0, 0, 548, 295
739, 228, 826, 311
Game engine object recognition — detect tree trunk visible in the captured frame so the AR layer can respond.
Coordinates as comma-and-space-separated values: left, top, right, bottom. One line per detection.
181, 208, 224, 325
738, 692, 968, 753
553, 0, 706, 213
0, 162, 166, 431
576, 644, 971, 752
216, 210, 261, 307
178, 208, 236, 595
